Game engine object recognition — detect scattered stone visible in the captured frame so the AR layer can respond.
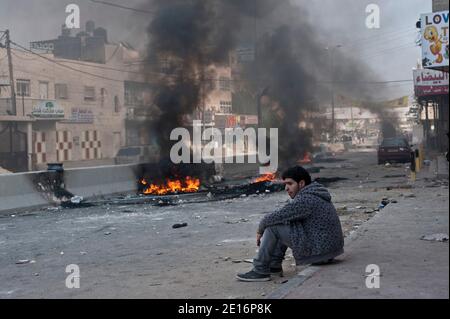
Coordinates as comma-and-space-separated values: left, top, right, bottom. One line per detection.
104, 232, 112, 235
223, 257, 231, 261
404, 194, 416, 198
232, 260, 242, 263
261, 293, 266, 296
216, 243, 223, 246
172, 223, 188, 229
16, 259, 31, 265
420, 233, 449, 242
281, 279, 289, 284
390, 200, 398, 203
243, 259, 253, 264
156, 252, 164, 256
381, 199, 390, 206
33, 273, 39, 276
60, 251, 64, 255
355, 206, 366, 209
80, 252, 87, 255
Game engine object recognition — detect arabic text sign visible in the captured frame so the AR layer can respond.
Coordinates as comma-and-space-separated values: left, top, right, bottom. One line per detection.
421, 11, 449, 69
67, 108, 94, 123
32, 101, 65, 119
413, 69, 449, 96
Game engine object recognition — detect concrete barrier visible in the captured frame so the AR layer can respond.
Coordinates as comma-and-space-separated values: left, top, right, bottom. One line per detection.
0, 172, 49, 213
64, 164, 138, 198
0, 164, 139, 214
0, 160, 261, 214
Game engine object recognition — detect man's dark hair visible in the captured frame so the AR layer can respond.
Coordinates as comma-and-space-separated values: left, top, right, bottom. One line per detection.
282, 166, 312, 185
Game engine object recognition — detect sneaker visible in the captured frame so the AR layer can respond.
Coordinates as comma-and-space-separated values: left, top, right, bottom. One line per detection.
311, 258, 334, 266
236, 270, 271, 282
270, 267, 283, 276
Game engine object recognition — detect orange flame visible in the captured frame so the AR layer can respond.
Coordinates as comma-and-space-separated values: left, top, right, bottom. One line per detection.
298, 152, 312, 164
253, 173, 276, 183
140, 177, 200, 195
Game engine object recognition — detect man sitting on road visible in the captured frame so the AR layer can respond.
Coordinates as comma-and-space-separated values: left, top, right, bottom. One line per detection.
236, 166, 344, 282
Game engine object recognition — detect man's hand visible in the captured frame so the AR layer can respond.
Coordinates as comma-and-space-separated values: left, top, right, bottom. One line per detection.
256, 232, 263, 247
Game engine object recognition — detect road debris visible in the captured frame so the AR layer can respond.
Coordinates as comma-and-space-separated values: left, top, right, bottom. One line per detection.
172, 223, 188, 229
420, 233, 449, 242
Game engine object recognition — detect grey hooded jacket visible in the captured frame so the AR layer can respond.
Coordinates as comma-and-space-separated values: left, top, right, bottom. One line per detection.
258, 182, 344, 264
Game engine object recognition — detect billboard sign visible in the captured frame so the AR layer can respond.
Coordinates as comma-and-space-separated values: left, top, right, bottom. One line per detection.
32, 101, 65, 119
413, 69, 449, 96
30, 40, 55, 52
421, 11, 449, 69
66, 108, 94, 123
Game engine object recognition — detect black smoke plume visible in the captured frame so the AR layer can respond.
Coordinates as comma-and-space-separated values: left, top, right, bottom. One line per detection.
143, 0, 396, 169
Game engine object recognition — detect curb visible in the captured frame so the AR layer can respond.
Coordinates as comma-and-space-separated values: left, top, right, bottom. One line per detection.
266, 266, 320, 299
266, 209, 385, 299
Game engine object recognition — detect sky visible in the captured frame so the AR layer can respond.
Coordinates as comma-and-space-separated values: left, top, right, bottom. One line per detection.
0, 0, 433, 99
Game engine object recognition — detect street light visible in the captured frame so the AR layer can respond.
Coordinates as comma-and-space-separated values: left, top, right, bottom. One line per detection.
324, 44, 343, 142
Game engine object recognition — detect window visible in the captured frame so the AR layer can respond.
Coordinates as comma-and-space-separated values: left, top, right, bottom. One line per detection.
114, 96, 120, 113
55, 83, 68, 99
218, 77, 231, 91
84, 86, 96, 101
39, 81, 48, 99
124, 81, 151, 106
16, 79, 31, 97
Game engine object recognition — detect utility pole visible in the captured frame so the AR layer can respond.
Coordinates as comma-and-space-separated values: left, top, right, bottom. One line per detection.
5, 30, 17, 115
326, 44, 342, 142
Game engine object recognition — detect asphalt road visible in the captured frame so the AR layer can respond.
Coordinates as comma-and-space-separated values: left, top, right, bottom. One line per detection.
0, 150, 419, 298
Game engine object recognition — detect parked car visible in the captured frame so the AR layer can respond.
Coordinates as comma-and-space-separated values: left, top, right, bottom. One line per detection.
377, 137, 411, 165
114, 145, 160, 165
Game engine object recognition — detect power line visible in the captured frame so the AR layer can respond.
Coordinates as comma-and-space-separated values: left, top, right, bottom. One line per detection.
89, 0, 155, 14
342, 27, 417, 48
344, 30, 418, 52
10, 41, 126, 83
8, 40, 416, 87
362, 43, 419, 59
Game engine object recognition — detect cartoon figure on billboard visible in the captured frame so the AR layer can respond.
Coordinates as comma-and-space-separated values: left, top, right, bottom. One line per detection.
423, 25, 447, 64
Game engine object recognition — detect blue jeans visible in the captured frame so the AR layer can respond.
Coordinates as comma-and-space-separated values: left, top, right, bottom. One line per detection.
253, 224, 291, 275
